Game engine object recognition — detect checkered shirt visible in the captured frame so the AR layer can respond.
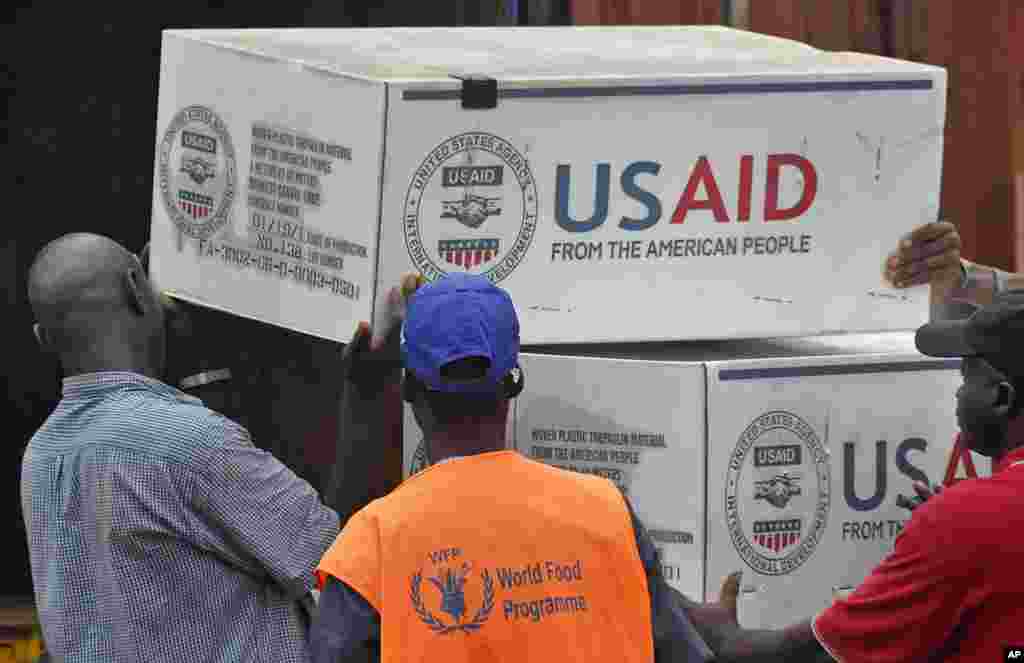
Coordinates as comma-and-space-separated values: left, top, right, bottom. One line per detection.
21, 372, 340, 663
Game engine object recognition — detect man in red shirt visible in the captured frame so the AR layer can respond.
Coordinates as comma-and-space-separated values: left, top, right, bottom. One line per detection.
685, 293, 1024, 662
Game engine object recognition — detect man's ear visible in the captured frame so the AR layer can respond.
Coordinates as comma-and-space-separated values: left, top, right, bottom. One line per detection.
995, 381, 1016, 418
121, 267, 149, 316
33, 323, 50, 350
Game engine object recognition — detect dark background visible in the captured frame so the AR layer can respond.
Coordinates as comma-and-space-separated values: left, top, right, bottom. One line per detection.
4, 0, 569, 598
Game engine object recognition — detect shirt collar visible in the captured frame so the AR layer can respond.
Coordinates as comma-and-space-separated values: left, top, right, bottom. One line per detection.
62, 371, 201, 405
431, 449, 516, 466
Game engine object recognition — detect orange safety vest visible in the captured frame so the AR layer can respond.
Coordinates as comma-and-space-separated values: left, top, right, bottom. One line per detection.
317, 450, 654, 663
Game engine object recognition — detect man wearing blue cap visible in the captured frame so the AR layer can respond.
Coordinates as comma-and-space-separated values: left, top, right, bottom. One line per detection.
311, 272, 719, 663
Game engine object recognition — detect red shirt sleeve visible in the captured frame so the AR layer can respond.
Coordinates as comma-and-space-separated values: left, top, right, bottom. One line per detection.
813, 492, 974, 663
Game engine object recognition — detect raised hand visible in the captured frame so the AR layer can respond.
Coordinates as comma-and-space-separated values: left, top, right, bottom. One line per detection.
883, 221, 962, 289
368, 273, 427, 351
675, 571, 743, 655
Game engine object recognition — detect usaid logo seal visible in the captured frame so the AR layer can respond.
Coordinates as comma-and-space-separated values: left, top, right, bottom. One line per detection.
158, 105, 237, 240
404, 132, 538, 284
725, 411, 830, 576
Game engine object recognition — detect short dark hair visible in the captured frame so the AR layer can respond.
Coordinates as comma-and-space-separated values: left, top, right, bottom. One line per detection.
407, 356, 504, 426
423, 389, 504, 425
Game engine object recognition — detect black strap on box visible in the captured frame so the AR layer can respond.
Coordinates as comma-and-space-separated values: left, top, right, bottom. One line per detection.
451, 74, 498, 109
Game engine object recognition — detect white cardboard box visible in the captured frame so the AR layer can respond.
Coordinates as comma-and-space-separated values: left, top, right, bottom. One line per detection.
403, 333, 976, 610
703, 335, 971, 627
150, 27, 945, 344
512, 353, 708, 601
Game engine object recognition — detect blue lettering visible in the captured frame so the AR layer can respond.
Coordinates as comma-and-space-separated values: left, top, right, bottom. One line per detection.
496, 567, 517, 590
428, 548, 461, 565
844, 441, 887, 511
895, 437, 930, 486
619, 161, 662, 231
844, 438, 933, 512
502, 596, 587, 622
495, 562, 543, 589
555, 164, 610, 233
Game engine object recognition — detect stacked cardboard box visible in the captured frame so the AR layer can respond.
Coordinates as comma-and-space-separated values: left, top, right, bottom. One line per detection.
150, 25, 943, 344
466, 335, 974, 625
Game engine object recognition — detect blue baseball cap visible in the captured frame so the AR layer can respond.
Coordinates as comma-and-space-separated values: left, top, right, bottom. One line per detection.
400, 273, 520, 394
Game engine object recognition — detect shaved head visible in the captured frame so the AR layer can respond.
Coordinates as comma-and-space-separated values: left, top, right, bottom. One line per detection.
29, 233, 140, 319
28, 233, 165, 377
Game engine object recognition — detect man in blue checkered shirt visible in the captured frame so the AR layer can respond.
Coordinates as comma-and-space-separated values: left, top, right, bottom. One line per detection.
21, 233, 340, 663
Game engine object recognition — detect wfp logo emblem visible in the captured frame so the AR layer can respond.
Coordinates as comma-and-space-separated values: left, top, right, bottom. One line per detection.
411, 561, 495, 634
725, 411, 830, 575
404, 132, 538, 284
158, 105, 237, 240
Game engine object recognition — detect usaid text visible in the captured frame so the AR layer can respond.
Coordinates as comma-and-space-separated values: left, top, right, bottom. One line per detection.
841, 438, 932, 542
554, 154, 817, 232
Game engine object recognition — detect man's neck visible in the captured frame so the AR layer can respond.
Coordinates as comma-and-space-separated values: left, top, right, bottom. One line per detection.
61, 354, 161, 382
431, 442, 507, 463
998, 417, 1024, 463
429, 422, 506, 462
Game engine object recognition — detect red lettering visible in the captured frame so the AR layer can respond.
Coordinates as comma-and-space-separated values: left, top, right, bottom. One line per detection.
764, 154, 817, 222
737, 154, 754, 222
671, 156, 730, 224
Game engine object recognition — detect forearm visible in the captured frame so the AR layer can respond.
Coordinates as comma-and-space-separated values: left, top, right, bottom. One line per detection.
329, 381, 401, 521
622, 494, 714, 663
930, 259, 1017, 320
677, 593, 829, 663
961, 260, 1020, 302
310, 577, 379, 663
715, 621, 832, 663
325, 326, 403, 522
